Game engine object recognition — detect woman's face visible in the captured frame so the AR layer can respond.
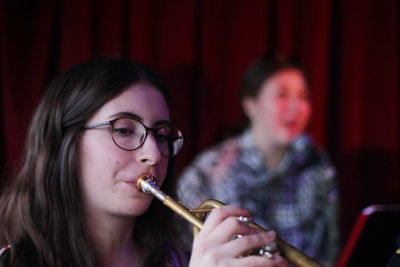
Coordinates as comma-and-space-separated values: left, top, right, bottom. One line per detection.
243, 69, 311, 148
77, 82, 170, 219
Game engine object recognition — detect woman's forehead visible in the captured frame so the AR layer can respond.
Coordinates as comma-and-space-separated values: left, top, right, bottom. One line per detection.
261, 69, 308, 91
88, 83, 170, 125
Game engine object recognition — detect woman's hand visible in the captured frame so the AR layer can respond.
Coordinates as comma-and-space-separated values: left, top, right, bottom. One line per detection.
189, 205, 288, 267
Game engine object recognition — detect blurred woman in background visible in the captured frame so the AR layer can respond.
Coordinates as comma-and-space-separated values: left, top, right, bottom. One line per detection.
177, 55, 339, 266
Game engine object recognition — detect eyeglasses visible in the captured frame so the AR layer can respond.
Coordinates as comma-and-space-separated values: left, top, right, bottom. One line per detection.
83, 117, 184, 157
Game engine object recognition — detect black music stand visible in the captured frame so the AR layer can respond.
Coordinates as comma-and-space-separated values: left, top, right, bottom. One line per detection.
337, 204, 400, 267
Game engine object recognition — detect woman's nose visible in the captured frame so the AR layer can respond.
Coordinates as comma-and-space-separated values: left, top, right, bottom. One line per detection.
136, 133, 162, 164
288, 97, 300, 112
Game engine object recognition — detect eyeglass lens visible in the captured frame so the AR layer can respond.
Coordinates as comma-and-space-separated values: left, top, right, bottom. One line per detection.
111, 118, 183, 157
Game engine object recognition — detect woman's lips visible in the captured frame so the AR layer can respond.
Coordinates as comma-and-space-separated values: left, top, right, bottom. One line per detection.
122, 173, 156, 192
283, 121, 297, 130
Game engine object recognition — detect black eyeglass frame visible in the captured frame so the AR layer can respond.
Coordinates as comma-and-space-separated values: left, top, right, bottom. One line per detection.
83, 117, 183, 157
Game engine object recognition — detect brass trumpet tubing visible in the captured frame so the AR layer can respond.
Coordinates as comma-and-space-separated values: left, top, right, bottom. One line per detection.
275, 237, 322, 267
242, 220, 322, 267
163, 196, 204, 230
136, 175, 204, 229
136, 174, 323, 267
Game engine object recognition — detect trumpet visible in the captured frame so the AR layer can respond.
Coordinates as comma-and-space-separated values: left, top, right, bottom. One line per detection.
136, 174, 323, 267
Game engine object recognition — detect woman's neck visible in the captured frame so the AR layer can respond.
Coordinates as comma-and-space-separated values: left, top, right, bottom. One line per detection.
264, 145, 286, 171
86, 212, 144, 267
250, 129, 288, 171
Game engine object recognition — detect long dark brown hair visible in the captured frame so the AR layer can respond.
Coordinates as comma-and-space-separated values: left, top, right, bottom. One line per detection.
0, 58, 182, 267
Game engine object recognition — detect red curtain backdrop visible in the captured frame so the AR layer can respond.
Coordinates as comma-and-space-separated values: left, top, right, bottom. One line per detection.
1, 0, 399, 256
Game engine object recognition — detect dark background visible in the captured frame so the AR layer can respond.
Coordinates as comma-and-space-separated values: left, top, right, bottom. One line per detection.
1, 0, 399, 262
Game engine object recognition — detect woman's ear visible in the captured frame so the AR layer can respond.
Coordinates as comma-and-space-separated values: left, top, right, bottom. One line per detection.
241, 97, 256, 119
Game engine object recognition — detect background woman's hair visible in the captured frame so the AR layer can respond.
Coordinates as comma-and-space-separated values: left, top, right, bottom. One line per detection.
239, 54, 309, 100
0, 58, 180, 267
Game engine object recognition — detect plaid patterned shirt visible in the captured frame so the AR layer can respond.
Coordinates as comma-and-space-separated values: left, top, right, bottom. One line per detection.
177, 130, 339, 265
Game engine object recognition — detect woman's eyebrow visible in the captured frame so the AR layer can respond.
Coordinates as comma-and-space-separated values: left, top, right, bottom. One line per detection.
109, 112, 171, 126
109, 112, 143, 121
155, 119, 172, 126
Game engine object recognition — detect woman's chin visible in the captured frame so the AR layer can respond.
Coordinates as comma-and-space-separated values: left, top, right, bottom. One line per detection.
115, 198, 154, 217
279, 132, 301, 146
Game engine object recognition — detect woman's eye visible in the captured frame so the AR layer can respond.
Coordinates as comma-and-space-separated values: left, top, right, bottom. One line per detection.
114, 127, 134, 137
276, 92, 288, 99
155, 134, 169, 144
299, 91, 310, 101
275, 88, 289, 98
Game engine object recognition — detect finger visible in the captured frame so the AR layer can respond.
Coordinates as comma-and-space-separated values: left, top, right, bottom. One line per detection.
210, 217, 259, 248
199, 205, 251, 237
200, 213, 261, 246
194, 217, 253, 253
223, 231, 278, 258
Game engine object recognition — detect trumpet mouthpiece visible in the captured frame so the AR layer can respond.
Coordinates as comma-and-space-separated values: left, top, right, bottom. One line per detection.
136, 174, 167, 201
136, 173, 155, 192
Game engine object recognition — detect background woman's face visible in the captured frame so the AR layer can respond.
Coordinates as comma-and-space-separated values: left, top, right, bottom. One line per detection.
244, 69, 311, 147
77, 82, 170, 219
